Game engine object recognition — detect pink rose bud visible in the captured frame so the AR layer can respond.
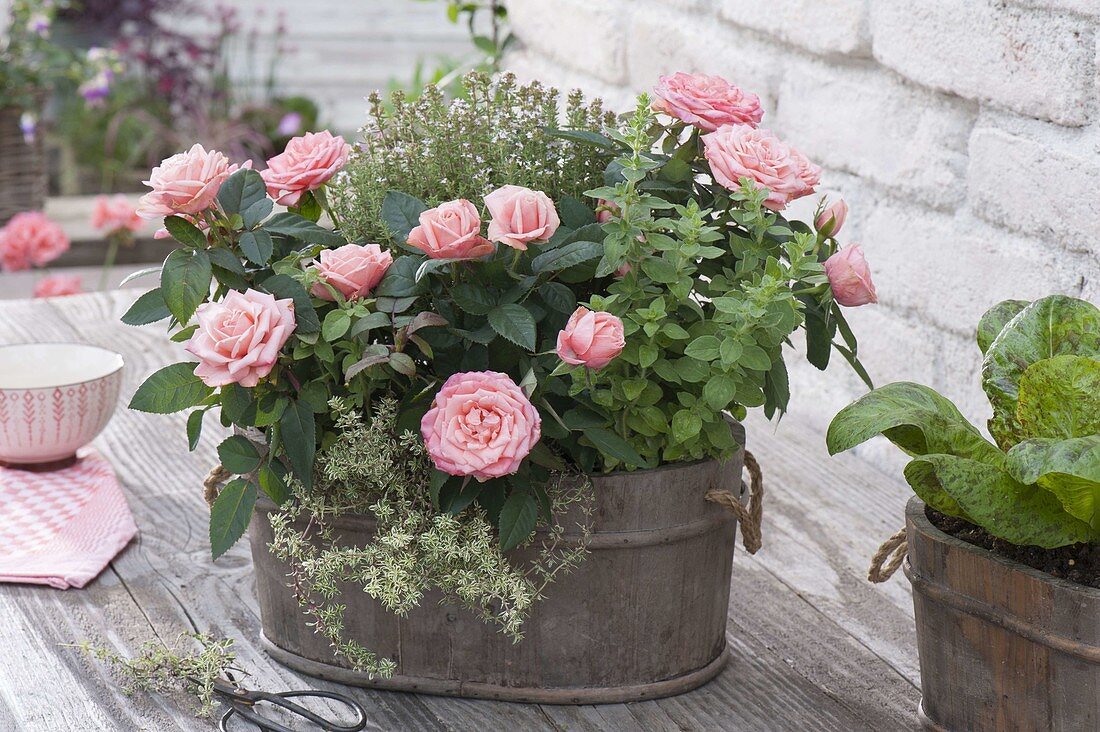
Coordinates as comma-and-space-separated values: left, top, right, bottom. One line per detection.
484, 184, 560, 251
420, 370, 542, 481
136, 144, 244, 219
815, 199, 848, 237
185, 289, 296, 387
407, 199, 494, 260
702, 124, 820, 211
596, 199, 620, 224
824, 244, 878, 307
556, 307, 626, 370
309, 243, 393, 301
0, 211, 70, 272
32, 274, 82, 298
652, 72, 764, 132
261, 130, 352, 206
91, 195, 143, 234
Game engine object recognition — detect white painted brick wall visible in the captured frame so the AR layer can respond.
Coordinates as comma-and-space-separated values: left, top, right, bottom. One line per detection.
506, 0, 1100, 472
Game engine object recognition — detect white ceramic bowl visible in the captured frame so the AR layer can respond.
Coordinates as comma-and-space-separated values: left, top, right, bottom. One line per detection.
0, 343, 124, 466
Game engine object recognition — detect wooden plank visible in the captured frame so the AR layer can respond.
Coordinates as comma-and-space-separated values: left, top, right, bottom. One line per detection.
742, 412, 921, 683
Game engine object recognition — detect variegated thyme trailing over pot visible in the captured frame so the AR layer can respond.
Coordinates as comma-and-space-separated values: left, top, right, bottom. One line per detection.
123, 71, 878, 674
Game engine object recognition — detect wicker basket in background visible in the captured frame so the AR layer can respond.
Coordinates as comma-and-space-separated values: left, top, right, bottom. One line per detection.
0, 106, 48, 226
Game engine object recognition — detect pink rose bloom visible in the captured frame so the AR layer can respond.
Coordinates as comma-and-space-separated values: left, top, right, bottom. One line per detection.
407, 199, 494, 260
556, 307, 626, 370
32, 274, 82, 298
815, 198, 848, 237
702, 124, 821, 210
136, 144, 242, 219
824, 245, 878, 307
91, 195, 143, 234
653, 72, 764, 131
0, 212, 70, 272
484, 185, 560, 251
420, 370, 542, 481
309, 243, 393, 301
185, 289, 296, 387
261, 130, 352, 206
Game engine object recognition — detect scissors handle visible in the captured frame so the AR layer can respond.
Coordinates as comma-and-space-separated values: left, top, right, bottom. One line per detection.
217, 684, 367, 732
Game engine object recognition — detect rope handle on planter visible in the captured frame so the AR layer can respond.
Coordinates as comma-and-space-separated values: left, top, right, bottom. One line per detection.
868, 527, 907, 583
705, 450, 764, 555
203, 464, 232, 507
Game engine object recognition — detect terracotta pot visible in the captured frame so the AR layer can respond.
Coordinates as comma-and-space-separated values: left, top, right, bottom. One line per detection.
906, 497, 1100, 732
249, 422, 746, 704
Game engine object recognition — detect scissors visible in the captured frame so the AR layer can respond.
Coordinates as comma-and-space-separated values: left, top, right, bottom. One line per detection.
208, 675, 367, 732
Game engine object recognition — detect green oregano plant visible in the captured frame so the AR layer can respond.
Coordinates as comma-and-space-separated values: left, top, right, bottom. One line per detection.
828, 295, 1100, 547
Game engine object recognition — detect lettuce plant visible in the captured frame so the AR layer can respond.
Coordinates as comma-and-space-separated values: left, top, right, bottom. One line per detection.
828, 295, 1100, 547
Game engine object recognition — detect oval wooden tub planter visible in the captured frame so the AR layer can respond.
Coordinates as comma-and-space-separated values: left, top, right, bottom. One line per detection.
248, 421, 757, 704
905, 497, 1100, 732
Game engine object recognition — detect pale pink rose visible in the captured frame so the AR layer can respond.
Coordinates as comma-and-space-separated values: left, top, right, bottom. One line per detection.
702, 124, 820, 210
32, 274, 82, 298
0, 212, 70, 272
652, 72, 764, 131
484, 185, 560, 251
815, 198, 848, 237
309, 243, 393, 301
91, 195, 143, 234
261, 130, 352, 206
407, 199, 494, 260
824, 244, 877, 307
556, 307, 625, 370
136, 144, 243, 219
420, 370, 541, 481
185, 289, 296, 387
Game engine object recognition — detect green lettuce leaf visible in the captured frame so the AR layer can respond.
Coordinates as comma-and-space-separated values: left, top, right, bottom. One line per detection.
1016, 355, 1100, 440
826, 381, 1001, 463
906, 454, 1093, 548
981, 295, 1100, 448
1007, 436, 1100, 527
976, 299, 1029, 355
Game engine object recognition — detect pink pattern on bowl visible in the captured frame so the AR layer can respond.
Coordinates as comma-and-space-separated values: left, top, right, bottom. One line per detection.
0, 344, 124, 465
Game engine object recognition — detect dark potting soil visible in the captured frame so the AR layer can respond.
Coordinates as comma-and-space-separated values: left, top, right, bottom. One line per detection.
927, 508, 1100, 590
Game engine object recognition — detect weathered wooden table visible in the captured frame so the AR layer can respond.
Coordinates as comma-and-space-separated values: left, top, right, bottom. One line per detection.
0, 291, 922, 731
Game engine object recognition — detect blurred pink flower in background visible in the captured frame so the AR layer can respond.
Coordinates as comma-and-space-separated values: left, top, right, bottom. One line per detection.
91, 195, 143, 234
32, 274, 83, 299
703, 124, 820, 210
0, 212, 70, 272
653, 72, 764, 131
277, 112, 303, 137
825, 244, 878, 307
261, 131, 351, 206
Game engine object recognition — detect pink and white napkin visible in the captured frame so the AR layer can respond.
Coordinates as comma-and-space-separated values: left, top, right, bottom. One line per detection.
0, 450, 137, 589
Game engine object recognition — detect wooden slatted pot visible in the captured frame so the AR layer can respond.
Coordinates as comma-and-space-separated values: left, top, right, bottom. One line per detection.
905, 497, 1100, 731
248, 422, 745, 704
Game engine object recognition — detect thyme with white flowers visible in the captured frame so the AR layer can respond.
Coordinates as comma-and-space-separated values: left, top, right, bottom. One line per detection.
267, 397, 593, 676
333, 71, 616, 245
